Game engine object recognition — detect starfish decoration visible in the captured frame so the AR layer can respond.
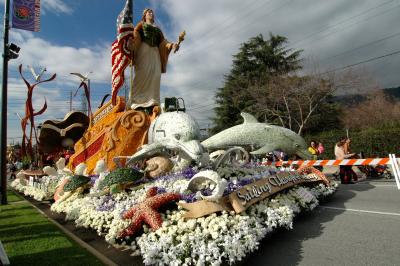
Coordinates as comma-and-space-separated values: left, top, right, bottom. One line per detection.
118, 187, 181, 238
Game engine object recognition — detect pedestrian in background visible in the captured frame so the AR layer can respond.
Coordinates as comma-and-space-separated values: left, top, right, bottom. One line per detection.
315, 141, 325, 171
344, 137, 358, 182
308, 140, 319, 160
317, 142, 325, 156
335, 137, 356, 184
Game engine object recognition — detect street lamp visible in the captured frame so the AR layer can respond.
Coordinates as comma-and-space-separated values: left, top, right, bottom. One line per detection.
6, 43, 20, 60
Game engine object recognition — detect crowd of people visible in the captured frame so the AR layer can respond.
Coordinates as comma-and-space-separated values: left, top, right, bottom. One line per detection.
264, 138, 364, 184
308, 140, 325, 160
6, 148, 74, 180
6, 160, 22, 179
309, 137, 360, 184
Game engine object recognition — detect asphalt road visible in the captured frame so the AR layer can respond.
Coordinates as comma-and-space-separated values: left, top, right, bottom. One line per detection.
240, 178, 400, 266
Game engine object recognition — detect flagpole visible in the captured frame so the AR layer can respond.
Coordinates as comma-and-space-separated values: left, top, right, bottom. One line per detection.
128, 0, 134, 111
1, 0, 11, 205
129, 55, 133, 110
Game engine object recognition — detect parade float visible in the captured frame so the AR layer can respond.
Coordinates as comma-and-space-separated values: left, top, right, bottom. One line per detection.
11, 1, 338, 265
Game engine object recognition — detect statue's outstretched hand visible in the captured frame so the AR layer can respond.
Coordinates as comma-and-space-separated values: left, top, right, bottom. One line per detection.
173, 43, 180, 53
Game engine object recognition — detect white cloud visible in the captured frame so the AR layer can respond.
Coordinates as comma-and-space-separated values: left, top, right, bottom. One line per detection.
0, 0, 73, 15
6, 30, 112, 144
5, 0, 400, 143
41, 0, 73, 15
153, 0, 400, 125
9, 32, 111, 85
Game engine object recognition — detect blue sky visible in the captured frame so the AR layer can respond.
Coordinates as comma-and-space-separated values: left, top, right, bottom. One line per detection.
2, 0, 400, 144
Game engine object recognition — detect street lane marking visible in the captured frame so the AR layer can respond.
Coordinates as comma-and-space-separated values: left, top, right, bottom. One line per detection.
356, 183, 398, 187
371, 184, 398, 187
319, 206, 400, 216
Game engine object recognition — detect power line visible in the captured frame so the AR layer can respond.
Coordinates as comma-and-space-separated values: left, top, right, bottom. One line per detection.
179, 0, 397, 61
181, 0, 293, 57
11, 3, 395, 111
7, 0, 400, 102
289, 0, 397, 47
319, 31, 400, 62
188, 98, 215, 109
170, 28, 400, 100
323, 49, 400, 74
184, 0, 275, 51
6, 1, 400, 121
172, 0, 400, 102
6, 68, 112, 84
188, 48, 400, 112
294, 3, 400, 51
187, 101, 216, 111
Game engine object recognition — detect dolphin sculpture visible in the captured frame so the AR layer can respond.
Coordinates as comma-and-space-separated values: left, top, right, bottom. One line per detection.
118, 111, 207, 169
201, 112, 312, 159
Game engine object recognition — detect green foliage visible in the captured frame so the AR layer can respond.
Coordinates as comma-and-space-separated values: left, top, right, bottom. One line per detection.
212, 34, 302, 134
98, 168, 143, 191
63, 175, 91, 191
306, 126, 400, 159
21, 156, 32, 170
231, 34, 302, 78
0, 190, 103, 265
383, 86, 400, 100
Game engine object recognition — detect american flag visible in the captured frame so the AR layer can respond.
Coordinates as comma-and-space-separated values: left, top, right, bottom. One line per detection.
111, 0, 134, 105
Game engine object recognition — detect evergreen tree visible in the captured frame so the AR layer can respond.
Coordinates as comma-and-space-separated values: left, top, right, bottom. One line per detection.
212, 34, 302, 133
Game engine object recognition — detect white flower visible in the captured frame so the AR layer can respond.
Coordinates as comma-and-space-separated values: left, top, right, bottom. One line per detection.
45, 165, 337, 266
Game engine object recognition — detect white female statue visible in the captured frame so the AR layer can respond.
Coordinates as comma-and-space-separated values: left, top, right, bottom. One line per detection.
129, 8, 181, 110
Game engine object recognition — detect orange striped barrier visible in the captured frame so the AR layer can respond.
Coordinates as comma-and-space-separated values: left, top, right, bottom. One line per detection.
261, 158, 391, 167
389, 154, 400, 189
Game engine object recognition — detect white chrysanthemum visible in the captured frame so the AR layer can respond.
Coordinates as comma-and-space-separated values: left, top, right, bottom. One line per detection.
47, 169, 337, 266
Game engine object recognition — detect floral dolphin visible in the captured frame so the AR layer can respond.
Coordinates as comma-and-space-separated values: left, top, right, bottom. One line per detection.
201, 112, 312, 159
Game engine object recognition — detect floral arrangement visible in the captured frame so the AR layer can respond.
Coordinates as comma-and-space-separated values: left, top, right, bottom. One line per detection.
45, 165, 337, 265
11, 178, 27, 193
11, 174, 60, 201
10, 157, 337, 266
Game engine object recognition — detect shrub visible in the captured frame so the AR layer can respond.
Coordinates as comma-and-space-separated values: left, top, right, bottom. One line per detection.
306, 127, 400, 159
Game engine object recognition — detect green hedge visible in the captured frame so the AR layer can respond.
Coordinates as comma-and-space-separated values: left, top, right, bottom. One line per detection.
305, 127, 400, 159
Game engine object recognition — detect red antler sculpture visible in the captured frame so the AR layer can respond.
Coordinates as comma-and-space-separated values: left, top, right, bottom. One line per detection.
18, 64, 56, 158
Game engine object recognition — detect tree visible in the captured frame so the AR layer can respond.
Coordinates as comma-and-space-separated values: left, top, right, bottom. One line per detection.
212, 34, 302, 134
332, 68, 379, 96
341, 90, 400, 129
247, 74, 341, 135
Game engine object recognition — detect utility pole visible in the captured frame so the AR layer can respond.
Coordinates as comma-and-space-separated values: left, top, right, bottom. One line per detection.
69, 90, 72, 111
1, 0, 11, 205
70, 72, 92, 116
87, 78, 91, 117
124, 84, 128, 111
